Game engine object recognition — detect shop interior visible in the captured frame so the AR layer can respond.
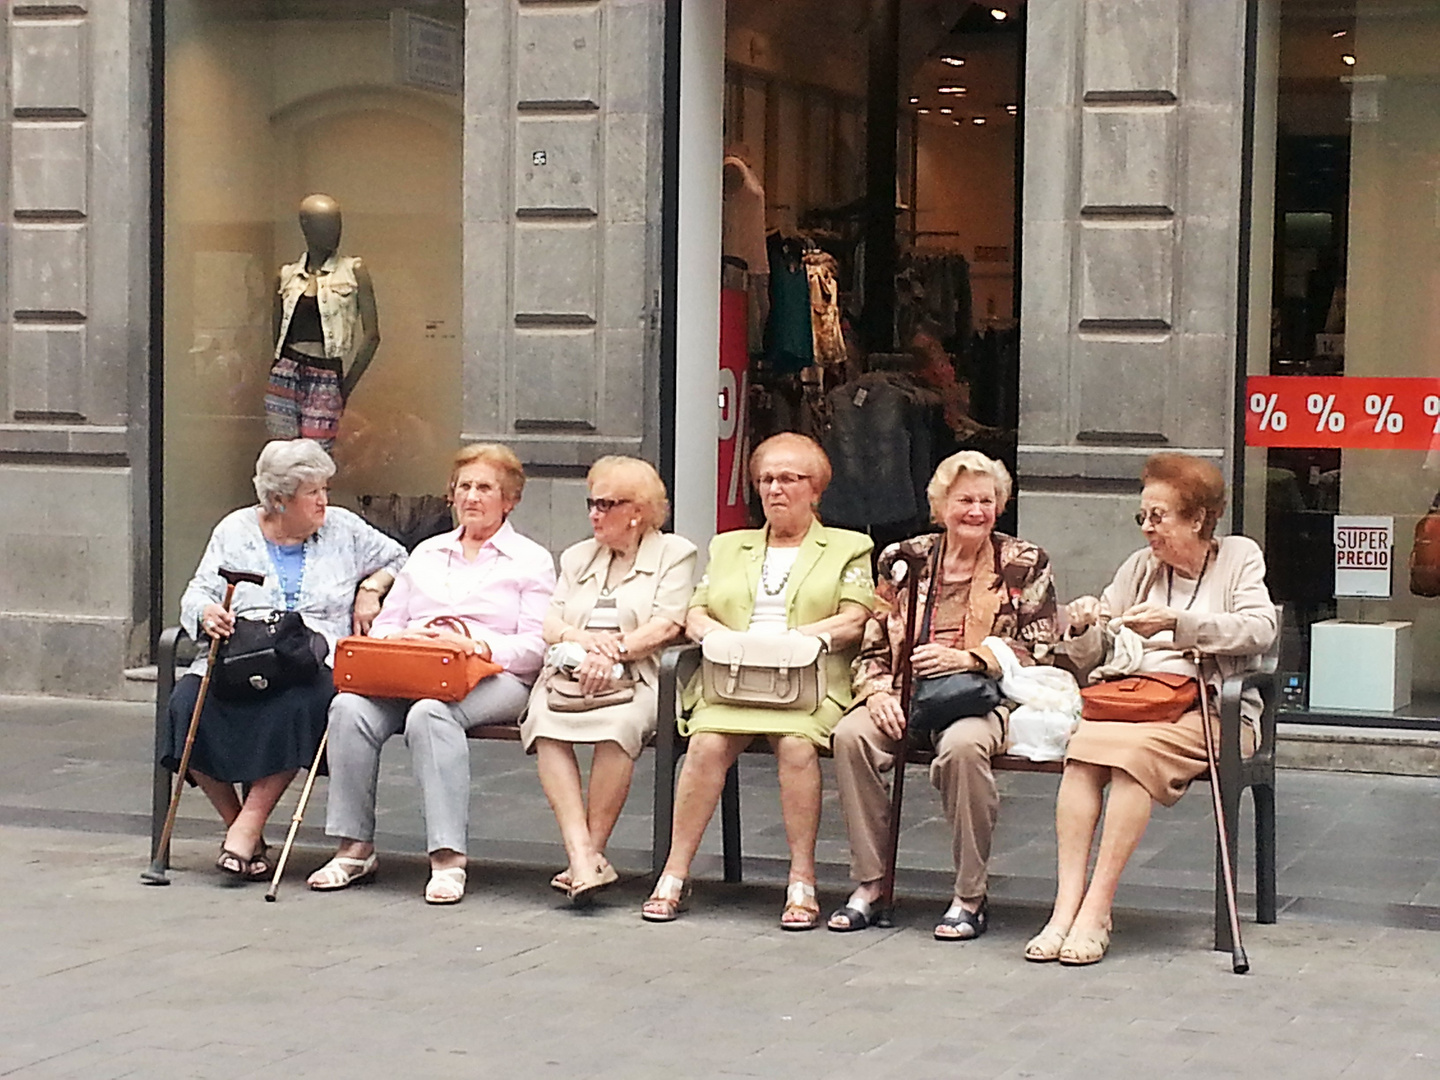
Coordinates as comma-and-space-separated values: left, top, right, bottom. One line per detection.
1261, 0, 1440, 717
718, 0, 1024, 546
161, 0, 464, 617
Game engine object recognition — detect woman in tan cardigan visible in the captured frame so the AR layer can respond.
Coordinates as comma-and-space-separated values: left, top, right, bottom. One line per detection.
1026, 453, 1275, 966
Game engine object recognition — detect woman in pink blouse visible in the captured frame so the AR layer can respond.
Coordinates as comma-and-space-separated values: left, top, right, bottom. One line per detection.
308, 443, 556, 905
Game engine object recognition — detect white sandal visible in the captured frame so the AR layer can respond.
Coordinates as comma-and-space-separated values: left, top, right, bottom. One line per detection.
306, 853, 378, 891
425, 866, 467, 905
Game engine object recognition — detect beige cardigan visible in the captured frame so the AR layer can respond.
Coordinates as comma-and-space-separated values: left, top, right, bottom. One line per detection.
1097, 534, 1277, 722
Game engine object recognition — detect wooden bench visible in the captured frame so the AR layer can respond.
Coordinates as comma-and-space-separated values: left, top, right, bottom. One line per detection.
652, 641, 1278, 953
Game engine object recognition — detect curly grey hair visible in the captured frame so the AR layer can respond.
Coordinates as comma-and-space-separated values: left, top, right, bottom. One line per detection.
253, 439, 336, 512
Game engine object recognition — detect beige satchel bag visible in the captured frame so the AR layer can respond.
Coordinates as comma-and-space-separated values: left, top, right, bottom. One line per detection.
700, 629, 827, 711
545, 671, 637, 713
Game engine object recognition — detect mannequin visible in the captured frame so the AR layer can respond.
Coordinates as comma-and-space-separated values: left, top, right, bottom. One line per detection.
265, 194, 381, 449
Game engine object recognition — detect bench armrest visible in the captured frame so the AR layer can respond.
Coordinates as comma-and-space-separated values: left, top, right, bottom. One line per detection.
655, 642, 701, 760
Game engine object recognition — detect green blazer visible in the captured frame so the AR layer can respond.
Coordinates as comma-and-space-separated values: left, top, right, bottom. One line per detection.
689, 519, 876, 713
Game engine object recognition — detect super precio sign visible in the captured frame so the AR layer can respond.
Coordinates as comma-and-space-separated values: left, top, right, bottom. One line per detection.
1334, 516, 1394, 598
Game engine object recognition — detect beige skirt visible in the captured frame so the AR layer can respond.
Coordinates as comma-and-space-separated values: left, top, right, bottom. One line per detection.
520, 678, 658, 760
1064, 708, 1256, 807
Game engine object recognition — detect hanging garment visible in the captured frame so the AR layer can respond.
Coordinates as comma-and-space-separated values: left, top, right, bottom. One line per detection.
819, 373, 921, 528
804, 250, 846, 368
765, 233, 814, 374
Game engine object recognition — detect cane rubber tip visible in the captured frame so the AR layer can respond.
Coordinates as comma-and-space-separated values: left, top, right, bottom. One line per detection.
264, 893, 277, 903
1233, 949, 1250, 975
139, 872, 170, 886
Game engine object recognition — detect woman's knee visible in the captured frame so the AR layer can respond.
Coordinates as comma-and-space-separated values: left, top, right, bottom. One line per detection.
774, 735, 818, 775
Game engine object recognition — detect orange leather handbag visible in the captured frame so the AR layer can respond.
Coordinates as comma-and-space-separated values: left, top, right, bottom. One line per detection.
332, 616, 502, 703
1079, 672, 1198, 723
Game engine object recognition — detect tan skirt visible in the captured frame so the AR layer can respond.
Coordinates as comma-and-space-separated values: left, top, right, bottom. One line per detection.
521, 678, 658, 760
1064, 708, 1256, 807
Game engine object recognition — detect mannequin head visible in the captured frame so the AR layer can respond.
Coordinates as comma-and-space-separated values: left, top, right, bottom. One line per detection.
298, 194, 342, 257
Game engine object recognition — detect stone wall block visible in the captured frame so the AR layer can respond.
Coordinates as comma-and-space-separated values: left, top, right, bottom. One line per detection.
10, 224, 87, 314
39, 618, 127, 697
605, 0, 660, 113
1081, 107, 1176, 211
1075, 335, 1172, 438
1022, 107, 1076, 224
1181, 105, 1244, 219
515, 7, 602, 107
1017, 490, 1144, 601
1171, 333, 1233, 447
601, 222, 648, 330
511, 328, 597, 426
1078, 222, 1173, 325
465, 111, 512, 224
1180, 0, 1247, 107
602, 326, 646, 436
1082, 0, 1181, 95
11, 19, 89, 114
9, 325, 84, 416
515, 115, 600, 214
11, 122, 87, 213
1176, 219, 1239, 335
1018, 219, 1072, 338
513, 223, 597, 318
605, 113, 650, 223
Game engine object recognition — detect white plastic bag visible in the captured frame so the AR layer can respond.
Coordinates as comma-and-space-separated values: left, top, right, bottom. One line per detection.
983, 636, 1081, 762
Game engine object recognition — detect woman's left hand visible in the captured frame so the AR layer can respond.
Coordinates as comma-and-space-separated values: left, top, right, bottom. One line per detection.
399, 628, 490, 657
1114, 601, 1178, 637
353, 591, 382, 635
576, 649, 618, 695
910, 643, 980, 678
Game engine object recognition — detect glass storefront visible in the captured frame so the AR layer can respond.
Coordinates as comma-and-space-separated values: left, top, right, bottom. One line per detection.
161, 1, 464, 616
1249, 1, 1440, 717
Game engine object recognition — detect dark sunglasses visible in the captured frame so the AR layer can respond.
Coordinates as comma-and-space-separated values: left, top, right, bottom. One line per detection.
586, 497, 630, 513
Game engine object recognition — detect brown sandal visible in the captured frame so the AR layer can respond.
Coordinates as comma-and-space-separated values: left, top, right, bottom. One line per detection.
780, 881, 820, 931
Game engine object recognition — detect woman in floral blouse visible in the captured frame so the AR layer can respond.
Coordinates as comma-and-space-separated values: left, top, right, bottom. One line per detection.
829, 451, 1059, 939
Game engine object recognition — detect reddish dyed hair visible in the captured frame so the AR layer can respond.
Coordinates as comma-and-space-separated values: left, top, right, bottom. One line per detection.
1141, 453, 1226, 539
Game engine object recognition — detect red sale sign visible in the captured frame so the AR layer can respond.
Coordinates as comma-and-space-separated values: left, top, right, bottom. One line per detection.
1245, 376, 1440, 451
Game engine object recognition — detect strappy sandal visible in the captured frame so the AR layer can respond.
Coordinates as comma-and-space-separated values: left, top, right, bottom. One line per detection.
243, 842, 273, 882
549, 870, 572, 894
1058, 924, 1110, 966
568, 857, 619, 906
425, 866, 467, 905
827, 894, 879, 932
306, 853, 379, 891
780, 881, 821, 931
641, 874, 690, 922
216, 845, 250, 881
1024, 922, 1070, 962
933, 897, 988, 941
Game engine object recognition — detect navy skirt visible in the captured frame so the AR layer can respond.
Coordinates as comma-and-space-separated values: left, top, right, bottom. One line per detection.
161, 668, 334, 784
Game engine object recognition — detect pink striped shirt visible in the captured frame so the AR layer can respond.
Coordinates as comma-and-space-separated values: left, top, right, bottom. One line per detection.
370, 521, 556, 682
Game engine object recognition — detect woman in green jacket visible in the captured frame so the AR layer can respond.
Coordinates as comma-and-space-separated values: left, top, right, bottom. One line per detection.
643, 433, 876, 929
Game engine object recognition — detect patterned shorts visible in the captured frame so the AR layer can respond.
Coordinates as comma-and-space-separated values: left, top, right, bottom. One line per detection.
265, 351, 343, 449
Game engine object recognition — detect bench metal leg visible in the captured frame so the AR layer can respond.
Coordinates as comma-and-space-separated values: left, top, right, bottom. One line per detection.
721, 762, 742, 883
1253, 781, 1277, 924
652, 744, 679, 880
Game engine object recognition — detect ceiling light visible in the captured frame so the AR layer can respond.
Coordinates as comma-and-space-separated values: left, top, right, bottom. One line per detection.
1005, 104, 1018, 115
1342, 53, 1356, 65
937, 86, 967, 94
909, 96, 919, 104
917, 108, 931, 114
939, 107, 953, 114
954, 120, 963, 126
972, 116, 987, 125
1331, 29, 1348, 38
990, 7, 1008, 20
940, 56, 965, 67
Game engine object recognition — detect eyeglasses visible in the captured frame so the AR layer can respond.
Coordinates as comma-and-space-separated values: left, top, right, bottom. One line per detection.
1134, 508, 1170, 527
755, 472, 810, 488
586, 497, 630, 513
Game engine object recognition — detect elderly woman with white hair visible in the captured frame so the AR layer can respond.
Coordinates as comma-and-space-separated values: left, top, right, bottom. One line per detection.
829, 451, 1060, 939
522, 456, 696, 904
161, 438, 407, 882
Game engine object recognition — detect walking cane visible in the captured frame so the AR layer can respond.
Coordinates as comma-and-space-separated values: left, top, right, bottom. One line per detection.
266, 729, 328, 901
876, 550, 931, 924
1191, 649, 1249, 974
142, 567, 265, 885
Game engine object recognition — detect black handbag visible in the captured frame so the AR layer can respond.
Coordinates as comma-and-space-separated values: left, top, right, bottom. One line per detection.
212, 611, 329, 701
905, 539, 1004, 735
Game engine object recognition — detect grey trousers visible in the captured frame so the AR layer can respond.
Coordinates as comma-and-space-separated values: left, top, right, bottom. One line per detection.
324, 673, 531, 855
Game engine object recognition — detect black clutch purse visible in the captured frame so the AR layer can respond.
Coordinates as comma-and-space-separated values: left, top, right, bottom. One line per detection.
212, 611, 329, 701
904, 537, 1003, 734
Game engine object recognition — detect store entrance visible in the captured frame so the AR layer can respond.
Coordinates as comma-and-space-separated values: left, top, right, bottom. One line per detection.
715, 1, 1024, 545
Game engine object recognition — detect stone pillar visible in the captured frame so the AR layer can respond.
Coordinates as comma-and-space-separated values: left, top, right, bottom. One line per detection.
0, 1, 150, 695
1017, 0, 1250, 599
463, 0, 667, 553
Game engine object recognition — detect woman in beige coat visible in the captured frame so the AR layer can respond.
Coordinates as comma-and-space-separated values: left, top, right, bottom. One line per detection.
522, 456, 696, 904
1027, 453, 1275, 966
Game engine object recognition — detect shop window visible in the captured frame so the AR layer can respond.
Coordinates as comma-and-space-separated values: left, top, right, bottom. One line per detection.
161, 2, 463, 618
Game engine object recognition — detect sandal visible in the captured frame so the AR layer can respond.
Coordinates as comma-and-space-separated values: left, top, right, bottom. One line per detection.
549, 870, 572, 894
827, 894, 878, 933
425, 866, 467, 905
243, 842, 273, 882
1024, 922, 1070, 962
215, 845, 251, 881
933, 897, 988, 941
641, 874, 690, 922
306, 853, 379, 891
568, 857, 619, 906
780, 881, 821, 931
1058, 924, 1110, 966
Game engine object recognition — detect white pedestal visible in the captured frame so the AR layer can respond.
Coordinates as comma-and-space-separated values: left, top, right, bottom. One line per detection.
1308, 620, 1413, 712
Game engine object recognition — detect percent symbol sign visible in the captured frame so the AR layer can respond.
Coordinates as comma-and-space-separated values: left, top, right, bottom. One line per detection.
1306, 393, 1345, 433
1365, 394, 1404, 434
1249, 392, 1287, 432
1425, 396, 1440, 435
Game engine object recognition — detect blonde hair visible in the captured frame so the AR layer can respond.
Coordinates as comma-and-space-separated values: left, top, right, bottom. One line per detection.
253, 439, 335, 513
749, 432, 832, 495
450, 443, 525, 503
588, 456, 670, 532
926, 451, 1013, 523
